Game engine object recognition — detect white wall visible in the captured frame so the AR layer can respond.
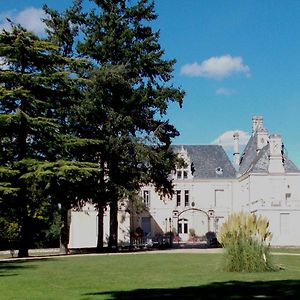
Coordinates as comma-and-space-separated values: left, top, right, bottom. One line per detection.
69, 172, 300, 247
258, 209, 300, 246
69, 204, 98, 248
234, 173, 300, 246
69, 203, 130, 248
139, 179, 233, 241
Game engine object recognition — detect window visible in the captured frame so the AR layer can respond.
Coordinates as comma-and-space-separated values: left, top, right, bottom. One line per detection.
175, 168, 190, 180
178, 223, 182, 234
178, 218, 188, 234
184, 222, 188, 234
175, 148, 193, 180
141, 217, 151, 235
184, 190, 189, 206
214, 189, 224, 207
176, 190, 181, 206
165, 217, 172, 233
143, 190, 150, 207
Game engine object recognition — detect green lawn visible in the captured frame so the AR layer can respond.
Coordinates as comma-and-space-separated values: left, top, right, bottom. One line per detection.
1, 253, 300, 299
271, 247, 300, 254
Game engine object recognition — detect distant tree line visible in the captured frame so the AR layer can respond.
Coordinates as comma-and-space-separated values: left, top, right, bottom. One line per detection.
0, 0, 184, 257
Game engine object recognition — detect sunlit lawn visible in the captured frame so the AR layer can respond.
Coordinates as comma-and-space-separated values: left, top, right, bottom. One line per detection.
270, 247, 300, 254
1, 253, 300, 299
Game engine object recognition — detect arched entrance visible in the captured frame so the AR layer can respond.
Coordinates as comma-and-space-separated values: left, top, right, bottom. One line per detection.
177, 209, 209, 242
177, 218, 189, 241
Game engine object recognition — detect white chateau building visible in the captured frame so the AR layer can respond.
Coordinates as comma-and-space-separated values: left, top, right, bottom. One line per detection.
69, 116, 300, 248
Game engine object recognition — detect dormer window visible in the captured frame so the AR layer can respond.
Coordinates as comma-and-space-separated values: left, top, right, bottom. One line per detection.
176, 167, 190, 180
215, 167, 223, 175
174, 147, 194, 180
183, 170, 188, 179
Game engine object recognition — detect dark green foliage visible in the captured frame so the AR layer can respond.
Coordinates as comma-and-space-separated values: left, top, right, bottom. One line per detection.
1, 0, 184, 253
79, 0, 184, 247
0, 216, 18, 250
0, 24, 95, 256
43, 0, 86, 57
33, 210, 61, 248
44, 0, 184, 249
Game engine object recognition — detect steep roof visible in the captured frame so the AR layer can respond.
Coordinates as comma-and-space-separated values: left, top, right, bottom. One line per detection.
238, 134, 257, 174
238, 134, 299, 175
172, 145, 236, 179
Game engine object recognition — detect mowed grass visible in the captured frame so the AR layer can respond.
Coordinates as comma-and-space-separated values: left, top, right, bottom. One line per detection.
271, 247, 300, 254
1, 253, 300, 299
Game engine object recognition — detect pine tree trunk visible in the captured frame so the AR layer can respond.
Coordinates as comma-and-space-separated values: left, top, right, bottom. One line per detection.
96, 204, 104, 252
60, 204, 70, 254
108, 200, 118, 251
18, 214, 29, 258
18, 92, 29, 258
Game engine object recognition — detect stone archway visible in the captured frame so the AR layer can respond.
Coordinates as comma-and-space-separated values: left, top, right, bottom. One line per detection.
177, 208, 209, 242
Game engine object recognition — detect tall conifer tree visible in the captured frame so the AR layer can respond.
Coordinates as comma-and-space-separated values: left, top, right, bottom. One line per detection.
79, 0, 184, 249
44, 0, 185, 250
0, 24, 99, 256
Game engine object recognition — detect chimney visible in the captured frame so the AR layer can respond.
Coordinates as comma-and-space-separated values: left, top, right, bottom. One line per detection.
252, 116, 263, 135
256, 127, 269, 152
233, 132, 240, 166
268, 134, 284, 173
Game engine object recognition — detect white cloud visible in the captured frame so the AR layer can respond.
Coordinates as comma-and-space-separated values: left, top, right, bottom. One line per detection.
216, 87, 236, 96
212, 130, 250, 149
0, 7, 46, 35
181, 55, 251, 79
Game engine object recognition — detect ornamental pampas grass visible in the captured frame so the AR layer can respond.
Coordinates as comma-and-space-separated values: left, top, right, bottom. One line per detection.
218, 211, 277, 272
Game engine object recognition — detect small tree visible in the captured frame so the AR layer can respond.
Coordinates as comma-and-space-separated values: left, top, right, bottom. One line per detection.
218, 211, 277, 272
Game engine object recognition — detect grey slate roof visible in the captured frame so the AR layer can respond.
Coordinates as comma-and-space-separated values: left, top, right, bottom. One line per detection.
238, 134, 258, 174
172, 145, 237, 179
238, 134, 300, 175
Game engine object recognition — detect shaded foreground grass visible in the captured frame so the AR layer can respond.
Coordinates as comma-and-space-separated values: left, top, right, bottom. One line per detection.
0, 253, 300, 299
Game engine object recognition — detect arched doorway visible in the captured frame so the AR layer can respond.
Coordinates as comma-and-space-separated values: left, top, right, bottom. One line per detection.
177, 209, 209, 242
178, 218, 189, 241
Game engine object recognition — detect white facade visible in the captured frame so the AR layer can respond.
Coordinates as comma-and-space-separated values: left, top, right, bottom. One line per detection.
69, 116, 300, 247
69, 202, 131, 248
138, 179, 233, 242
237, 173, 300, 245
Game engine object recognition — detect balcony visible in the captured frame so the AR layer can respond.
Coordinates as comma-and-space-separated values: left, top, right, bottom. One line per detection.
247, 199, 300, 211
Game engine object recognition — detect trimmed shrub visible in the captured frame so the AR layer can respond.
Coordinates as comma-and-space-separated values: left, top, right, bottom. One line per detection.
218, 211, 277, 272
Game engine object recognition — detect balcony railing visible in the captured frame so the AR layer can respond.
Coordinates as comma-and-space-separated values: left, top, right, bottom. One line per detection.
246, 199, 300, 210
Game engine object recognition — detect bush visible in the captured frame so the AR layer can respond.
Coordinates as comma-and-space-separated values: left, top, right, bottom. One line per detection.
0, 217, 19, 250
205, 231, 221, 248
218, 211, 277, 272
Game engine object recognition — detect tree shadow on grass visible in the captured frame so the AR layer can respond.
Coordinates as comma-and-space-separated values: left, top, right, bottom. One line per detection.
83, 280, 300, 299
0, 260, 35, 277
0, 258, 55, 277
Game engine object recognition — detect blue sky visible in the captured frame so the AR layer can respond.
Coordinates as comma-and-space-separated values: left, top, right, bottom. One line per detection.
1, 0, 300, 166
